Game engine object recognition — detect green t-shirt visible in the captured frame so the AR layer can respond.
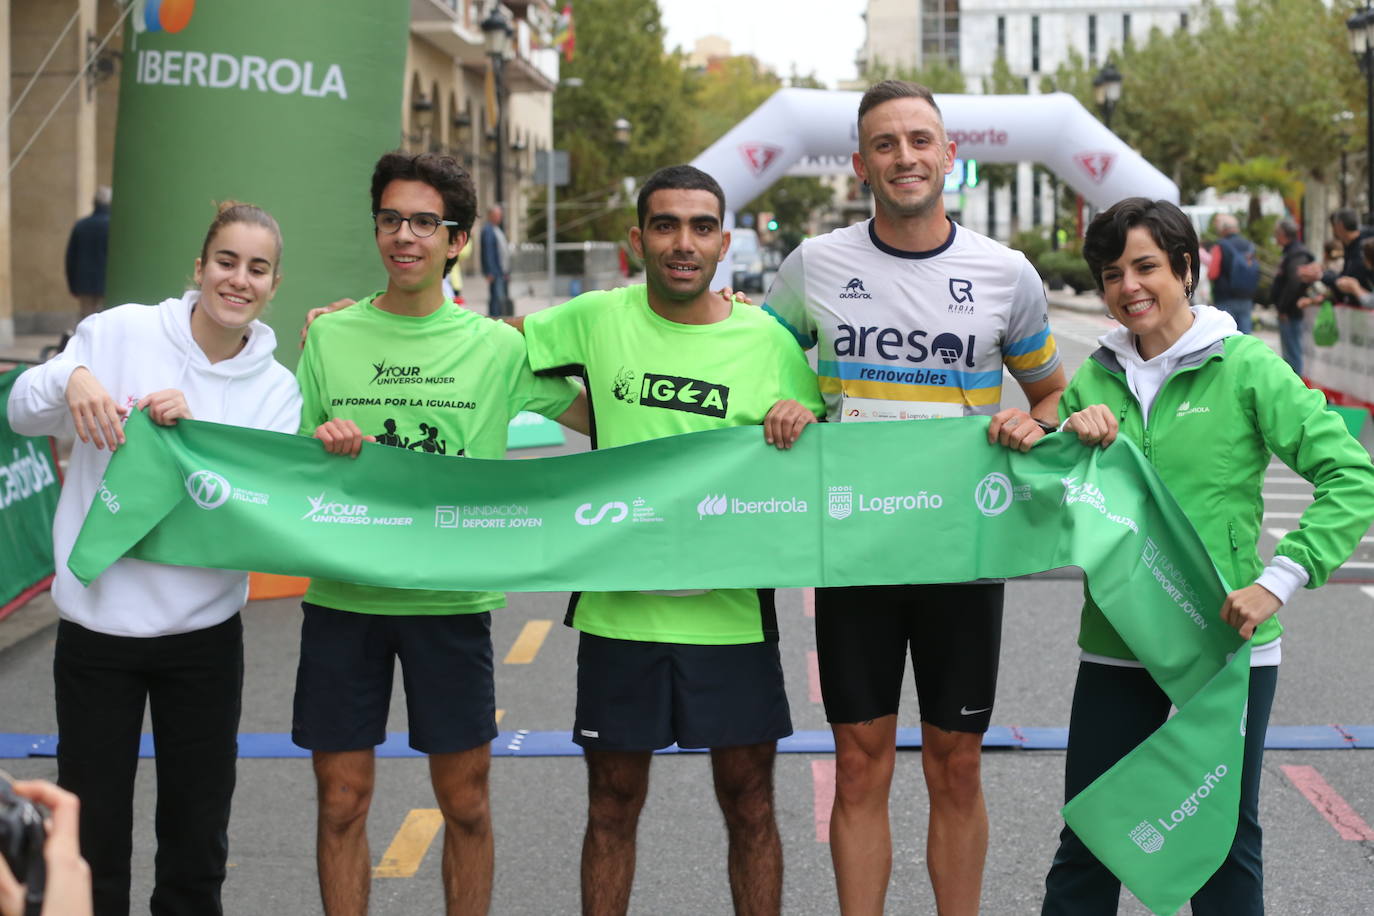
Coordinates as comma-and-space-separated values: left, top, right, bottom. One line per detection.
523, 285, 824, 644
297, 294, 580, 615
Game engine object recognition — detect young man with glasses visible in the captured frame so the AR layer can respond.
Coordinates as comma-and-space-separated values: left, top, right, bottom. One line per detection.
294, 151, 586, 916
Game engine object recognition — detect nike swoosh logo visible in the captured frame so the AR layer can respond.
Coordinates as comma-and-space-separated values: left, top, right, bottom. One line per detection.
960, 706, 992, 716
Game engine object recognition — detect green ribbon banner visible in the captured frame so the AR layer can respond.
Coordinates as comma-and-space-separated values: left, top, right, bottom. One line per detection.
0, 367, 61, 612
71, 411, 1247, 914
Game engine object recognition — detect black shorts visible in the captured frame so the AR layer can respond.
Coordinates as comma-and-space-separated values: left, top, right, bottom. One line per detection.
815, 583, 1003, 733
292, 602, 496, 755
573, 633, 792, 751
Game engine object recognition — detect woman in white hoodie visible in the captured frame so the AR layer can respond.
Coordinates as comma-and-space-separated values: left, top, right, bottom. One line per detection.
6, 202, 301, 916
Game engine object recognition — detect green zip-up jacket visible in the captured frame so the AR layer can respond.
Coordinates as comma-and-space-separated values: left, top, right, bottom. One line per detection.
1061, 334, 1374, 660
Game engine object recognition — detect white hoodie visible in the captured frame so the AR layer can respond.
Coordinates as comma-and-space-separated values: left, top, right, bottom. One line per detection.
6, 291, 301, 637
1092, 304, 1297, 667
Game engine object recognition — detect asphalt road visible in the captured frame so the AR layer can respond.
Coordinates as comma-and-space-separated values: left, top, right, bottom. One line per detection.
2, 306, 1372, 914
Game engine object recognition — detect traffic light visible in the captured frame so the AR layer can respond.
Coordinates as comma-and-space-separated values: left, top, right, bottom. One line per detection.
965, 159, 979, 188
766, 217, 779, 231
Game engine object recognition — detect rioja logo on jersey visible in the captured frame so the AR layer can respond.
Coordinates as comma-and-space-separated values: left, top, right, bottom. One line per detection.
638, 373, 729, 418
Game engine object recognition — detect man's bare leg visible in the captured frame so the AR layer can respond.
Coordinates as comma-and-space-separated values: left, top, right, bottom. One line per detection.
313, 749, 375, 916
922, 723, 987, 916
581, 749, 652, 916
429, 745, 493, 915
829, 715, 898, 915
711, 741, 783, 915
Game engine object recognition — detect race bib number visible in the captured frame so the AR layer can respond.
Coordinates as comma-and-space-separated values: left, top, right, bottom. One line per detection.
840, 396, 962, 422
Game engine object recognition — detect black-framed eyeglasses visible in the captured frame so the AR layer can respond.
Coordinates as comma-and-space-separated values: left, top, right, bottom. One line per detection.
373, 209, 458, 238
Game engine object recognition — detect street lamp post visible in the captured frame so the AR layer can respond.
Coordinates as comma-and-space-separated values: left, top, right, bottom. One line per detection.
1347, 6, 1374, 221
1093, 61, 1123, 130
481, 8, 513, 209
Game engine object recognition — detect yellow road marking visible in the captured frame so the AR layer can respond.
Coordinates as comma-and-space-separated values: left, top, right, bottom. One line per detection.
503, 619, 552, 664
374, 809, 443, 878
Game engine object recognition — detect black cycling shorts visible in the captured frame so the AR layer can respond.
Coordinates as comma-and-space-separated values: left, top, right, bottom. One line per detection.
815, 582, 1003, 733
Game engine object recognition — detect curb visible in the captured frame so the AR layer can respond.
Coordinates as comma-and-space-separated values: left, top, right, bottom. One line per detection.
0, 591, 58, 654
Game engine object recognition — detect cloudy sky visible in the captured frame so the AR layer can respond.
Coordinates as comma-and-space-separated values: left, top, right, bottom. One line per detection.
657, 0, 868, 89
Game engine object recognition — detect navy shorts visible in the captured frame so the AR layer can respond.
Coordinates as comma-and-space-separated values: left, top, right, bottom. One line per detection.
292, 602, 496, 754
573, 633, 792, 751
815, 582, 1003, 733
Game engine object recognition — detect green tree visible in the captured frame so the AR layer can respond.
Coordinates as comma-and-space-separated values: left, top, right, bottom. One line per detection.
1205, 156, 1306, 230
861, 57, 967, 93
547, 0, 697, 242
687, 55, 832, 239
1114, 0, 1362, 200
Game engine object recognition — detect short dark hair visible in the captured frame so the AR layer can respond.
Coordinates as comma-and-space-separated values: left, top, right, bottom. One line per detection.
636, 165, 726, 228
857, 80, 943, 137
1082, 197, 1200, 293
1331, 207, 1360, 232
370, 152, 476, 274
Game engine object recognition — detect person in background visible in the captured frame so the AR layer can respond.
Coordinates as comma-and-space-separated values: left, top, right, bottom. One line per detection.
1297, 208, 1374, 306
1207, 213, 1259, 332
65, 187, 112, 322
480, 204, 511, 317
1268, 218, 1314, 374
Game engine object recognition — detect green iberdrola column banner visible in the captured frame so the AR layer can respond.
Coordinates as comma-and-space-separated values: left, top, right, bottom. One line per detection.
106, 0, 410, 370
0, 368, 62, 611
71, 414, 1249, 914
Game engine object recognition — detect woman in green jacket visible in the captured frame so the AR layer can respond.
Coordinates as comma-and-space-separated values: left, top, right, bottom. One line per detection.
1042, 198, 1374, 915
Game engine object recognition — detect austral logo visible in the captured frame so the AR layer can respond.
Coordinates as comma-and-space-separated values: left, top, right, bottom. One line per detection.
840, 278, 873, 300
134, 0, 195, 34
1074, 151, 1115, 184
739, 143, 783, 177
638, 374, 729, 418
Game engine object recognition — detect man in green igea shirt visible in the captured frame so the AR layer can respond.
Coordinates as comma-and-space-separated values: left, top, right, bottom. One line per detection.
514, 164, 824, 915
296, 151, 586, 916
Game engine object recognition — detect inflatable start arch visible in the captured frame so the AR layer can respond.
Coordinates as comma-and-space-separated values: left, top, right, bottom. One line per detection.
690, 87, 1178, 221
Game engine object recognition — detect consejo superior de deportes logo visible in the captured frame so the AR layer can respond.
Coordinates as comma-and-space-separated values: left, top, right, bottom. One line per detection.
132, 0, 196, 34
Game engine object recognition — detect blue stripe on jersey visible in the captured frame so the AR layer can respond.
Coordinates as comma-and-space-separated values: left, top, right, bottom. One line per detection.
762, 304, 816, 349
1003, 325, 1053, 357
817, 359, 1004, 390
